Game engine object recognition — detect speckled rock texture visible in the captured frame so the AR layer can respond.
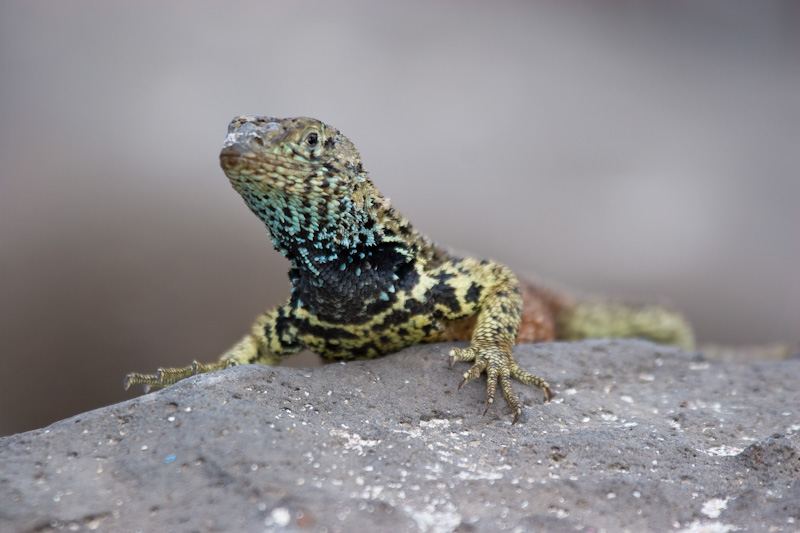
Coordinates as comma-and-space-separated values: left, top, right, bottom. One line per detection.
1, 340, 798, 532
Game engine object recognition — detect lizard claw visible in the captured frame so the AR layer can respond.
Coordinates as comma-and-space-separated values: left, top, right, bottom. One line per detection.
448, 347, 475, 368
451, 344, 551, 423
483, 397, 494, 416
542, 386, 553, 402
123, 372, 158, 392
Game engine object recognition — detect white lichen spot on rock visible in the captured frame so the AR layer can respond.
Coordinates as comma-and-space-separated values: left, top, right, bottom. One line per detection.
677, 519, 735, 533
702, 445, 743, 457
701, 498, 728, 519
268, 507, 291, 527
456, 470, 503, 481
419, 418, 453, 429
405, 505, 461, 533
329, 428, 380, 455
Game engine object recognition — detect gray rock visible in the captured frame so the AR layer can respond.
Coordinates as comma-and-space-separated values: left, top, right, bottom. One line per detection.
1, 340, 798, 532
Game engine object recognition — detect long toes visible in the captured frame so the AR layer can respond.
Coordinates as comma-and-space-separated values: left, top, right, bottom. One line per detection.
123, 372, 161, 392
483, 367, 499, 414
458, 358, 487, 390
449, 347, 476, 364
510, 362, 551, 400
450, 345, 551, 423
499, 374, 523, 424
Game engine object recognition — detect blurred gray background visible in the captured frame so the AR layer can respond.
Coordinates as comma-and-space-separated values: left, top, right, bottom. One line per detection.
1, 1, 798, 436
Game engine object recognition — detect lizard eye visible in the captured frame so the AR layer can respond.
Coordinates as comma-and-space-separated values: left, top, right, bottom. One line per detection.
305, 132, 319, 147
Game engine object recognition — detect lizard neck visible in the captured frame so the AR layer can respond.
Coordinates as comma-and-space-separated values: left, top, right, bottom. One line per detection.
242, 178, 435, 322
239, 174, 401, 276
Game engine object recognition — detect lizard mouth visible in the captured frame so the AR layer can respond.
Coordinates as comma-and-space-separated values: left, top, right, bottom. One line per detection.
220, 151, 258, 167
219, 149, 274, 180
220, 151, 310, 188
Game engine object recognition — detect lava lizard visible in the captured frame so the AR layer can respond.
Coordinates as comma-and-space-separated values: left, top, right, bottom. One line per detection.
125, 116, 694, 423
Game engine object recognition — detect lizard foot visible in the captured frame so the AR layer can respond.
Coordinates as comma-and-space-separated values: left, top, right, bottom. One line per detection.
449, 346, 551, 424
123, 360, 230, 392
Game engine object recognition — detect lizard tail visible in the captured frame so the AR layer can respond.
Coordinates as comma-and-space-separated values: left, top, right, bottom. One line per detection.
518, 279, 695, 350
555, 300, 695, 350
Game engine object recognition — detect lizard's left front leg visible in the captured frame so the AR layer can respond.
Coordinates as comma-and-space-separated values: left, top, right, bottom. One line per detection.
442, 260, 551, 423
123, 302, 302, 391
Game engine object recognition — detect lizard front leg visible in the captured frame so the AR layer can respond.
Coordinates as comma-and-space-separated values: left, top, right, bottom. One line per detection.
438, 260, 551, 423
124, 302, 302, 391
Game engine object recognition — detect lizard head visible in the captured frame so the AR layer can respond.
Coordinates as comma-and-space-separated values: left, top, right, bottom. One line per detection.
219, 116, 385, 269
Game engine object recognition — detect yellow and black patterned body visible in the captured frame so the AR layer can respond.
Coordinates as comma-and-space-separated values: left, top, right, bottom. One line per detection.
124, 116, 694, 423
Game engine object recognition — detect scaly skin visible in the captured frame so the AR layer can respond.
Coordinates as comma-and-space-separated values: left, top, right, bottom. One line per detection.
125, 116, 694, 423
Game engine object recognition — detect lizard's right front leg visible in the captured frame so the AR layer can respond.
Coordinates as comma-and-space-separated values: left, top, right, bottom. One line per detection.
123, 303, 302, 391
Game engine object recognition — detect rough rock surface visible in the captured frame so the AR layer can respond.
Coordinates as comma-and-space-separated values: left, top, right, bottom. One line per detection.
1, 340, 798, 532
